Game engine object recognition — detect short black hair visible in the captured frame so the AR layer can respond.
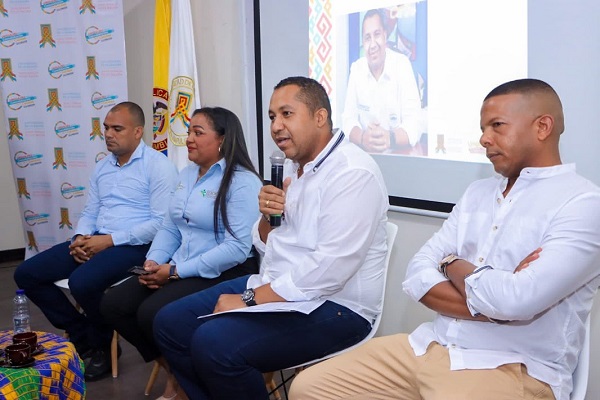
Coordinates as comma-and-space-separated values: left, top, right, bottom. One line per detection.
110, 101, 145, 127
484, 78, 560, 104
274, 76, 333, 130
484, 78, 565, 134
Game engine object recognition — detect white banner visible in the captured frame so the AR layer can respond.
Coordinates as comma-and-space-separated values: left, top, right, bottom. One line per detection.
166, 0, 201, 171
0, 0, 128, 258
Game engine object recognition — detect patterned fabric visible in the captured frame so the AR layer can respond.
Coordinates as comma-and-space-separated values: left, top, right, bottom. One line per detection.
0, 331, 85, 399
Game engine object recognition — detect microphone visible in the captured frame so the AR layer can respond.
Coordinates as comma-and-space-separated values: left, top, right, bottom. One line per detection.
269, 150, 285, 227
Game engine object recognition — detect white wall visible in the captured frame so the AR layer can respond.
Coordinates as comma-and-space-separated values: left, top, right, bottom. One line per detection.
122, 0, 257, 157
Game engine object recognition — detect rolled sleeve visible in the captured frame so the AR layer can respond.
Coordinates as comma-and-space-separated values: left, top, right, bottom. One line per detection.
463, 192, 600, 321
403, 264, 448, 302
270, 272, 309, 301
251, 218, 266, 257
403, 199, 462, 302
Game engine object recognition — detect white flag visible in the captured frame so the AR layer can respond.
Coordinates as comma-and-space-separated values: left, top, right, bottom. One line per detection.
167, 0, 201, 171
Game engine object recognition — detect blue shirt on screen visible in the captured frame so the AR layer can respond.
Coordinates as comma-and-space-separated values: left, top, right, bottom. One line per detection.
146, 158, 262, 279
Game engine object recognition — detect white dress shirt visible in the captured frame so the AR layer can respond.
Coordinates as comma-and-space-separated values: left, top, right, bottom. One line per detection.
342, 49, 422, 145
403, 164, 600, 400
249, 130, 390, 323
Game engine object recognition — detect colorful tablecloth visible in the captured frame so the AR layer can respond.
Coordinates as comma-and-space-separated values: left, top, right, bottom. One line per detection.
0, 331, 86, 399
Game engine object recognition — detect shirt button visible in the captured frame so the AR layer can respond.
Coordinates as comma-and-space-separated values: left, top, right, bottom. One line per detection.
496, 198, 501, 204
451, 344, 456, 348
492, 226, 498, 231
478, 257, 484, 262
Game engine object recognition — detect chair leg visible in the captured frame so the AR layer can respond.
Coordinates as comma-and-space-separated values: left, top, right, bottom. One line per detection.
145, 361, 161, 396
111, 331, 119, 378
264, 372, 282, 400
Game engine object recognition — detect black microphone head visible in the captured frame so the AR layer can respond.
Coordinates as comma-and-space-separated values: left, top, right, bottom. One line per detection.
270, 150, 285, 166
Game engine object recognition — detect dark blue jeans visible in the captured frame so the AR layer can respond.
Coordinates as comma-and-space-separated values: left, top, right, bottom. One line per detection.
153, 275, 372, 400
14, 240, 150, 349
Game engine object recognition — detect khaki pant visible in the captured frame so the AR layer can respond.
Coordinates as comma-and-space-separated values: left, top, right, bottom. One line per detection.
289, 333, 555, 400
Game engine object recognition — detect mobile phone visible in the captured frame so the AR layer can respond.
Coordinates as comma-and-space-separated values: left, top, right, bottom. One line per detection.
128, 266, 151, 275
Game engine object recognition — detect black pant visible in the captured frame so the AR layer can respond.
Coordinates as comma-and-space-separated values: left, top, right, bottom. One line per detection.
100, 256, 258, 362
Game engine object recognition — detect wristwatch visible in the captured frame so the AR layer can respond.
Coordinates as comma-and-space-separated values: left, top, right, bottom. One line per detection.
438, 254, 460, 278
168, 264, 180, 281
241, 288, 257, 307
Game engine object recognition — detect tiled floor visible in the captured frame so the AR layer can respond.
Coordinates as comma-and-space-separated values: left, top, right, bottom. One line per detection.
0, 260, 291, 399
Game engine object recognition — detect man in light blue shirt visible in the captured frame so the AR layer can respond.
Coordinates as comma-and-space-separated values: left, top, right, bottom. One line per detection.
14, 101, 178, 381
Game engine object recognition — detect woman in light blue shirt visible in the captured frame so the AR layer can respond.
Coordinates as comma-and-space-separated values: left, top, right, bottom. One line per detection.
101, 107, 262, 399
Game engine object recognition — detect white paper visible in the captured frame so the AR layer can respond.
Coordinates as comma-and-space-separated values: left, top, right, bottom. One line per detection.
197, 300, 325, 319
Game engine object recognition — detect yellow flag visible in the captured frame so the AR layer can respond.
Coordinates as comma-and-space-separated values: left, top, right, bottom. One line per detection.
152, 0, 171, 154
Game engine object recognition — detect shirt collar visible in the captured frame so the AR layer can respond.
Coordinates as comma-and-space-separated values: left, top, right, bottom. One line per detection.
518, 163, 574, 180
197, 157, 226, 177
296, 129, 345, 175
496, 164, 575, 190
107, 141, 145, 167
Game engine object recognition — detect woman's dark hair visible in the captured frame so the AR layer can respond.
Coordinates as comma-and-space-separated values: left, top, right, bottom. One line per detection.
192, 107, 261, 240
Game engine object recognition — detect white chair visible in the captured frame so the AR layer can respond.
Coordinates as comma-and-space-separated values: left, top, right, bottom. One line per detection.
571, 313, 591, 400
54, 276, 131, 378
266, 221, 398, 398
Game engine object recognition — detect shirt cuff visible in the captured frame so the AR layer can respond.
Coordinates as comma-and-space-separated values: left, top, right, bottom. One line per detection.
402, 268, 447, 302
145, 249, 171, 266
270, 272, 311, 302
251, 218, 266, 256
464, 265, 493, 316
110, 231, 127, 246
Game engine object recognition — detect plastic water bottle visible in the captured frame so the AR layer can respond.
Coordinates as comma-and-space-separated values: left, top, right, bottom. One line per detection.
13, 289, 31, 333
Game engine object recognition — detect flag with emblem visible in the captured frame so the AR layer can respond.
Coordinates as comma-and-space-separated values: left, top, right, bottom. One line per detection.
153, 0, 201, 170
151, 0, 170, 155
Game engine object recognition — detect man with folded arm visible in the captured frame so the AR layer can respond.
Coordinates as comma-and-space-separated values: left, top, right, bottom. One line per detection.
291, 78, 600, 400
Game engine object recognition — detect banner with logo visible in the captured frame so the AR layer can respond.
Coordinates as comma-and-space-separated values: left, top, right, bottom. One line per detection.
0, 0, 127, 258
151, 0, 201, 171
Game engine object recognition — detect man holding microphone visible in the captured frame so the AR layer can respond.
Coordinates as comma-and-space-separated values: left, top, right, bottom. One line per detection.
152, 76, 390, 399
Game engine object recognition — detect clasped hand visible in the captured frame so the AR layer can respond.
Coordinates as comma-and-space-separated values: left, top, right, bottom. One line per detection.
69, 234, 113, 263
362, 122, 389, 153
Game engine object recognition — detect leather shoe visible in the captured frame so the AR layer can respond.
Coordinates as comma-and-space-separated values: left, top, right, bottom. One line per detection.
83, 344, 122, 381
72, 341, 93, 361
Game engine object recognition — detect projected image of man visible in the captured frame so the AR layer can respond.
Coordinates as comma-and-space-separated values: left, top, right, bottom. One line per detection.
343, 8, 422, 154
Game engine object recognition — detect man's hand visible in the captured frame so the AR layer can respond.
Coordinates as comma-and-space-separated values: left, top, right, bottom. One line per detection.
69, 234, 113, 263
258, 180, 289, 218
69, 235, 90, 263
213, 294, 246, 313
362, 123, 390, 153
258, 179, 291, 241
213, 284, 287, 314
139, 261, 170, 289
514, 248, 542, 273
